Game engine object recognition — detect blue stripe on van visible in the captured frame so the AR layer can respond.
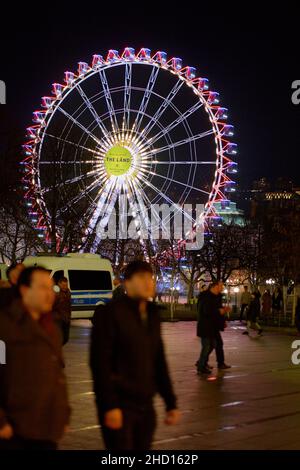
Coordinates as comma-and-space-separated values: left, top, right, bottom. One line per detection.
71, 296, 112, 306
71, 290, 111, 295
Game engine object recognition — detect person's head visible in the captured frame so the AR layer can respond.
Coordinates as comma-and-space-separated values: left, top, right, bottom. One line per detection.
58, 276, 69, 292
123, 261, 155, 301
6, 262, 25, 286
17, 266, 55, 317
113, 276, 122, 288
209, 280, 224, 295
244, 285, 248, 291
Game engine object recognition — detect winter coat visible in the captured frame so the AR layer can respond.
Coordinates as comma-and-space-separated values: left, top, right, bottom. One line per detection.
90, 295, 177, 413
0, 299, 70, 442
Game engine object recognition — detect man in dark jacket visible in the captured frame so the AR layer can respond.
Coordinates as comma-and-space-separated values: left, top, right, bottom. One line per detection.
112, 276, 125, 300
243, 292, 263, 336
196, 281, 231, 374
90, 260, 180, 451
53, 276, 72, 345
0, 266, 70, 450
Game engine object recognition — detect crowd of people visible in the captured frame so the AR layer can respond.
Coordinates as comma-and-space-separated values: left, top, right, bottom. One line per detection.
239, 285, 285, 322
0, 260, 180, 451
0, 260, 299, 450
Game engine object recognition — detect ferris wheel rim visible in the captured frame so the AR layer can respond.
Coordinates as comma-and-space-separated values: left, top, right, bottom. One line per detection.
22, 47, 237, 242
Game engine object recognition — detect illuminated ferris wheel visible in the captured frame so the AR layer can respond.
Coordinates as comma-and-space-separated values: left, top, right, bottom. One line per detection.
22, 47, 237, 249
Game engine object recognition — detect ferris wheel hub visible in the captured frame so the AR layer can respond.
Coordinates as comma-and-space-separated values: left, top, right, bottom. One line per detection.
104, 145, 132, 177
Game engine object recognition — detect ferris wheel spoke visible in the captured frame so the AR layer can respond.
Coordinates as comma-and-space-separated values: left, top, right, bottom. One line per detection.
122, 63, 132, 131
148, 101, 203, 146
57, 177, 105, 216
149, 161, 216, 165
142, 129, 214, 159
40, 160, 96, 165
76, 84, 109, 138
43, 133, 102, 157
43, 169, 101, 194
139, 176, 196, 224
127, 179, 152, 237
143, 169, 209, 196
133, 179, 170, 235
88, 178, 118, 232
141, 79, 184, 138
57, 107, 102, 146
89, 179, 121, 250
99, 69, 120, 134
132, 66, 160, 134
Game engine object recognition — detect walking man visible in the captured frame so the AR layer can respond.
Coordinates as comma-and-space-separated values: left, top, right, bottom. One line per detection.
243, 292, 263, 336
0, 266, 70, 450
239, 285, 251, 322
214, 292, 231, 370
112, 276, 125, 300
53, 276, 72, 345
196, 281, 231, 374
90, 260, 180, 451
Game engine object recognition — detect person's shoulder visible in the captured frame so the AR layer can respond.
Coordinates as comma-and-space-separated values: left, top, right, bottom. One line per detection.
202, 290, 212, 300
0, 298, 23, 334
198, 290, 207, 300
93, 298, 121, 318
94, 301, 113, 315
0, 286, 14, 302
148, 301, 163, 316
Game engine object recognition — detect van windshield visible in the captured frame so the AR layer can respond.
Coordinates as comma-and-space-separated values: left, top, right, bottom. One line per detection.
68, 270, 112, 291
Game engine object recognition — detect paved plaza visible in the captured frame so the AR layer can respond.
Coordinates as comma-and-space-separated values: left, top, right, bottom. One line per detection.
61, 320, 300, 450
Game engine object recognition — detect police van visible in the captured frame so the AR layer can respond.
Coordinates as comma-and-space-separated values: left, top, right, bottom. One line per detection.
23, 253, 113, 319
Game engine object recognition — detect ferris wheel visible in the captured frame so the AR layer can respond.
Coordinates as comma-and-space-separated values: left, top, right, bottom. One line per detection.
22, 47, 237, 249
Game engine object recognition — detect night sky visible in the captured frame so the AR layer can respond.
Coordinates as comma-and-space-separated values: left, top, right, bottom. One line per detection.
1, 5, 299, 189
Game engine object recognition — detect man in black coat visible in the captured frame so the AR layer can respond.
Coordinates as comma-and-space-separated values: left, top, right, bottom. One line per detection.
196, 281, 231, 374
90, 260, 180, 451
242, 292, 263, 336
0, 267, 70, 450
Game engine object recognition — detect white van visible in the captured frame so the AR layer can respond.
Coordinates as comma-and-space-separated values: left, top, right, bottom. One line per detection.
23, 253, 113, 319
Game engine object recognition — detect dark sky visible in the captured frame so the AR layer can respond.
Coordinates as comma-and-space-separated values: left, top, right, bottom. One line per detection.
1, 5, 299, 188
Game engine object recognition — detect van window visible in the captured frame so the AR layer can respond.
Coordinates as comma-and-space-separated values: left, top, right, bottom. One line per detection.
68, 270, 112, 291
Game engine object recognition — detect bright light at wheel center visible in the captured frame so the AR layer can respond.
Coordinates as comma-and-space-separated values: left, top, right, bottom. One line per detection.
104, 145, 132, 176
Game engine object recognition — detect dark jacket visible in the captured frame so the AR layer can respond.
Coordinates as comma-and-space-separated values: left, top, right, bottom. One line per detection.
247, 294, 261, 322
0, 299, 70, 442
53, 289, 72, 324
197, 290, 222, 338
0, 285, 18, 309
272, 291, 283, 310
90, 295, 177, 413
112, 284, 126, 300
